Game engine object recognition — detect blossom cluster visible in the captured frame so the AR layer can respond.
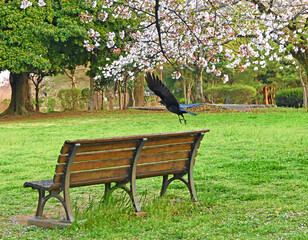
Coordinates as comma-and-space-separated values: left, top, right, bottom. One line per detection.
20, 0, 46, 9
84, 29, 100, 52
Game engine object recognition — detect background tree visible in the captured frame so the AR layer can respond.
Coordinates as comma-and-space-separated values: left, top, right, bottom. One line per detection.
0, 0, 94, 116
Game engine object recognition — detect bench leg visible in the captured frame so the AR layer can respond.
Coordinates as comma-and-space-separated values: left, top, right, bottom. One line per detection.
105, 182, 142, 212
119, 183, 142, 212
187, 171, 198, 202
160, 174, 198, 202
35, 189, 46, 218
33, 189, 74, 223
104, 183, 111, 195
160, 175, 169, 197
61, 189, 74, 223
130, 180, 142, 212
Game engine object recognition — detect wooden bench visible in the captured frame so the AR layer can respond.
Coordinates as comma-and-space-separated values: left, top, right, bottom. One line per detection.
24, 129, 209, 227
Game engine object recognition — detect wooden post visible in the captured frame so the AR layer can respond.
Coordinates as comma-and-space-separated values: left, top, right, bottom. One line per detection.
263, 86, 269, 105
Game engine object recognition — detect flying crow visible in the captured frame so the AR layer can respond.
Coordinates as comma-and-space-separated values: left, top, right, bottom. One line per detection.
145, 73, 202, 124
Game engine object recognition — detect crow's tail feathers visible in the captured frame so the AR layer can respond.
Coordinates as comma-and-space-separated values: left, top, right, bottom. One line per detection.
179, 103, 203, 108
181, 108, 197, 116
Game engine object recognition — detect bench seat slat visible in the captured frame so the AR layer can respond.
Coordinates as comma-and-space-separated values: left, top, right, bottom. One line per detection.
55, 157, 132, 173
64, 129, 208, 145
144, 136, 195, 146
141, 143, 192, 155
136, 168, 186, 179
58, 149, 135, 163
137, 159, 188, 178
139, 151, 190, 164
61, 141, 138, 154
61, 135, 195, 154
69, 176, 128, 187
69, 166, 130, 183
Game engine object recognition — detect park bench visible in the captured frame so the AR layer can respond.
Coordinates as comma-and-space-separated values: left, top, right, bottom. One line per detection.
24, 129, 210, 228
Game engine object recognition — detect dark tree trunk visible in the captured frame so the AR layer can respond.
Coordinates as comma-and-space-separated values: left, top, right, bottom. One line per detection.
298, 63, 308, 108
134, 76, 144, 107
35, 85, 39, 112
89, 77, 99, 110
1, 72, 34, 116
194, 68, 204, 101
292, 52, 308, 107
101, 87, 105, 110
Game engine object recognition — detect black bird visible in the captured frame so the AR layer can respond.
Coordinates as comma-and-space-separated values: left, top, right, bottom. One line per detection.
145, 73, 202, 124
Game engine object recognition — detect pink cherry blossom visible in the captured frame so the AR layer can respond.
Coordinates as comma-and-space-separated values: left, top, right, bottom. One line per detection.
20, 0, 32, 9
37, 0, 46, 7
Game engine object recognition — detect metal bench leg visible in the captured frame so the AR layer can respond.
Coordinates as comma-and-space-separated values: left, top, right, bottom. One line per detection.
61, 189, 74, 222
118, 182, 141, 212
34, 189, 74, 223
35, 190, 69, 220
187, 170, 198, 202
160, 173, 198, 202
128, 138, 147, 212
104, 183, 111, 195
160, 175, 169, 197
130, 178, 142, 212
35, 189, 46, 218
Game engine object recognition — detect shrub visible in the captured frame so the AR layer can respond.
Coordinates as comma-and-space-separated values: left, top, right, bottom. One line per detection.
81, 88, 92, 109
205, 85, 256, 104
46, 98, 56, 112
81, 88, 92, 101
275, 88, 303, 108
57, 88, 82, 110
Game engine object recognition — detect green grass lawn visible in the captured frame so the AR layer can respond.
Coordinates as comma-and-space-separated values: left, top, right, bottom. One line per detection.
0, 108, 307, 239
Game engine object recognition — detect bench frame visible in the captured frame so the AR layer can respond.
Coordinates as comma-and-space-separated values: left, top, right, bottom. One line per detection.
24, 130, 208, 226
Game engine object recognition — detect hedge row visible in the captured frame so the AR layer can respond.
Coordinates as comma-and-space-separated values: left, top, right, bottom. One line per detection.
275, 88, 303, 108
204, 85, 256, 104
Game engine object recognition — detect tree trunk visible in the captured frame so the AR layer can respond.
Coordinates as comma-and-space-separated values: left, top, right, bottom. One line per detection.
188, 82, 193, 104
194, 68, 204, 101
35, 85, 40, 112
134, 76, 144, 107
123, 77, 128, 110
101, 88, 105, 110
65, 69, 78, 88
299, 64, 308, 108
292, 52, 308, 107
182, 78, 187, 104
89, 77, 99, 110
268, 86, 275, 105
1, 72, 33, 116
131, 89, 135, 107
117, 81, 122, 110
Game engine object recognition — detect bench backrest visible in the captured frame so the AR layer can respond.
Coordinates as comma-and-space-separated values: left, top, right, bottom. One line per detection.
52, 129, 209, 189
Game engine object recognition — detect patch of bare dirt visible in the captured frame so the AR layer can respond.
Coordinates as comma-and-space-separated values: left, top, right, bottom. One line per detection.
193, 103, 237, 113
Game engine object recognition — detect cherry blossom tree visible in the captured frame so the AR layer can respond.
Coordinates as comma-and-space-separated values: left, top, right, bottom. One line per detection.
93, 0, 307, 105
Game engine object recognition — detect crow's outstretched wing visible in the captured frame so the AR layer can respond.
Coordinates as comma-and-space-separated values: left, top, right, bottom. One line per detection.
179, 103, 203, 109
145, 73, 179, 108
